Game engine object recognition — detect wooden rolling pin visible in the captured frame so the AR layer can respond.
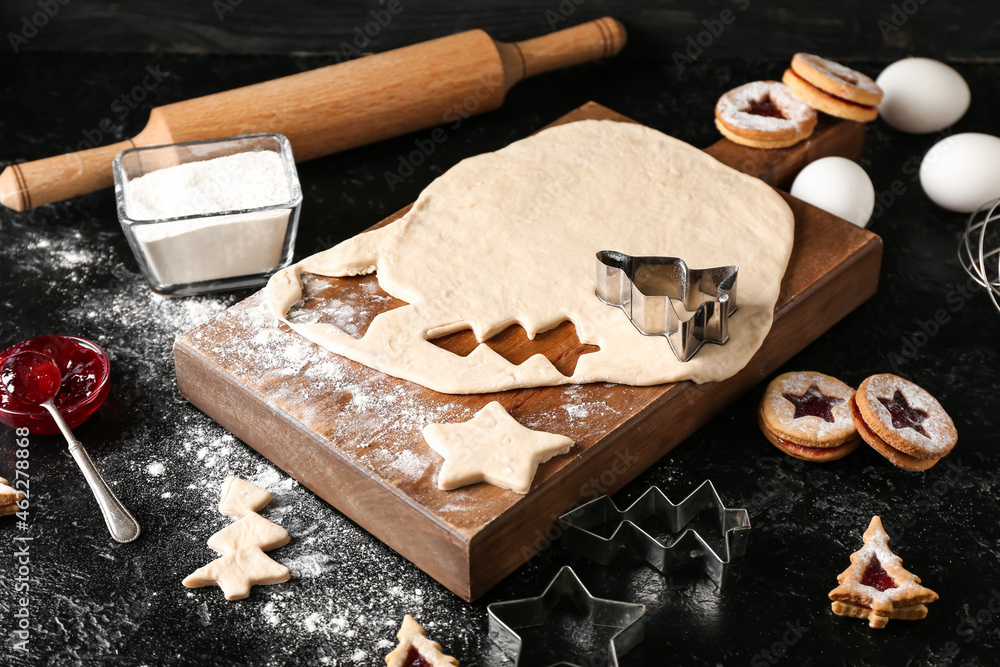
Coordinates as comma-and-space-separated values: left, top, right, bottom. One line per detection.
0, 18, 625, 212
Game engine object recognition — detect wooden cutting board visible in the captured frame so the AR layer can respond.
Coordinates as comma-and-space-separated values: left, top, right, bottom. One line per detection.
174, 102, 880, 601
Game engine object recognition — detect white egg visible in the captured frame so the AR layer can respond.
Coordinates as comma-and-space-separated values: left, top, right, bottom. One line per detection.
920, 133, 1000, 213
790, 157, 875, 227
876, 58, 970, 134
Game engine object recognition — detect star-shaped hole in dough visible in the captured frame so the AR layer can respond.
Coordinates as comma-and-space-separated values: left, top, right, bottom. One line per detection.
877, 389, 929, 437
422, 401, 574, 495
782, 385, 845, 423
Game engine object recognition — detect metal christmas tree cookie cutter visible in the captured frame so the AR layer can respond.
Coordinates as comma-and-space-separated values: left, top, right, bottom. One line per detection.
595, 250, 738, 362
557, 480, 751, 587
487, 565, 646, 666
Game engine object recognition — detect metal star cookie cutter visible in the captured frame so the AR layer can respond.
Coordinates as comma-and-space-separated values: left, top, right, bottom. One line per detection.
488, 565, 645, 667
595, 250, 738, 362
557, 480, 751, 587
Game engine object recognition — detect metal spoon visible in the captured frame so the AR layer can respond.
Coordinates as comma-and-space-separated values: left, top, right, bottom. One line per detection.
1, 351, 140, 543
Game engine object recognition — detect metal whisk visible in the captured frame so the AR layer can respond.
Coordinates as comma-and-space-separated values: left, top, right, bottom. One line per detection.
959, 198, 1000, 314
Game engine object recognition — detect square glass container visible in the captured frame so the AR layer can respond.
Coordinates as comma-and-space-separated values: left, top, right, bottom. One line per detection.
112, 133, 302, 296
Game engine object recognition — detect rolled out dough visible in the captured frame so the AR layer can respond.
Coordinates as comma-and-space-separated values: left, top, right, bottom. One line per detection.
266, 120, 794, 394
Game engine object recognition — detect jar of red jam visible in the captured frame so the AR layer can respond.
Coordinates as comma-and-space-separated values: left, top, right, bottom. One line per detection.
0, 335, 111, 435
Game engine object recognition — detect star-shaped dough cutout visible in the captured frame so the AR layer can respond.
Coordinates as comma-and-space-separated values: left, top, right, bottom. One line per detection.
384, 614, 458, 667
877, 389, 929, 437
782, 385, 844, 423
422, 401, 574, 494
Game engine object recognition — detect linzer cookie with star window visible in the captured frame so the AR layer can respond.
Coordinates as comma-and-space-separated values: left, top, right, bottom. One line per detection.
851, 373, 957, 471
758, 371, 860, 462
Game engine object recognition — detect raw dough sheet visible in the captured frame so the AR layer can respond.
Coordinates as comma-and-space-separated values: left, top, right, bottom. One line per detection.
266, 120, 794, 394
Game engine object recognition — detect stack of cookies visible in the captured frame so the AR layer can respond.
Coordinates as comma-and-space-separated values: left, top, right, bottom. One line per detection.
758, 371, 860, 462
782, 53, 883, 123
715, 52, 884, 149
850, 373, 958, 471
829, 516, 939, 628
759, 371, 958, 470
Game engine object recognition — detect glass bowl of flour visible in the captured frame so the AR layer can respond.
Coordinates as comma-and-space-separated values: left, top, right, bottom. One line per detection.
113, 133, 302, 296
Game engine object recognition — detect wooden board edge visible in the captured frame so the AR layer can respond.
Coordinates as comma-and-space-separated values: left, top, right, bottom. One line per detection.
173, 338, 477, 600
172, 101, 884, 601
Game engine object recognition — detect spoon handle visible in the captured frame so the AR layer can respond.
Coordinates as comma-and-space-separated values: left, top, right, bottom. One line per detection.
43, 403, 141, 543
69, 445, 142, 543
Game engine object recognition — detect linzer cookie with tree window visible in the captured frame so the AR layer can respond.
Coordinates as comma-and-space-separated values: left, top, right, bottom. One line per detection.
829, 516, 938, 628
758, 371, 860, 462
850, 373, 957, 471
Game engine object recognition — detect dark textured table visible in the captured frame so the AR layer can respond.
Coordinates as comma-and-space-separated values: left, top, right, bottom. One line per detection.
1, 52, 998, 667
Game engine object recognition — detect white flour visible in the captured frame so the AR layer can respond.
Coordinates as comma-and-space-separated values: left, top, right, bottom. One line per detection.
124, 151, 293, 286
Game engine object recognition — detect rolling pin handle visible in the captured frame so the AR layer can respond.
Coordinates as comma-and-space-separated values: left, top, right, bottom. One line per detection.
0, 138, 136, 212
503, 16, 627, 85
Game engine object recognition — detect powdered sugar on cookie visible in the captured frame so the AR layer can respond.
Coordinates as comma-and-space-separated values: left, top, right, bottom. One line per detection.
716, 80, 816, 133
762, 371, 855, 439
861, 374, 956, 457
829, 516, 938, 628
795, 53, 882, 96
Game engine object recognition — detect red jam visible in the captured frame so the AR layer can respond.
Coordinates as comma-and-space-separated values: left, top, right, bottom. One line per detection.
403, 647, 432, 667
782, 385, 844, 423
747, 100, 786, 118
1, 352, 61, 405
877, 390, 929, 437
0, 335, 110, 435
861, 558, 897, 592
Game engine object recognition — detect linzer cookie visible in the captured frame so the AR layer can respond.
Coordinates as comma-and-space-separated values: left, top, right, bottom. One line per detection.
758, 371, 859, 462
715, 81, 818, 149
385, 615, 458, 667
0, 476, 24, 517
851, 374, 957, 471
782, 53, 883, 122
829, 516, 938, 628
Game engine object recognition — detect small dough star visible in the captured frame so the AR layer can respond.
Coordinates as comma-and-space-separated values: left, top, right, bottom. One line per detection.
878, 390, 929, 437
422, 401, 574, 494
782, 385, 844, 423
